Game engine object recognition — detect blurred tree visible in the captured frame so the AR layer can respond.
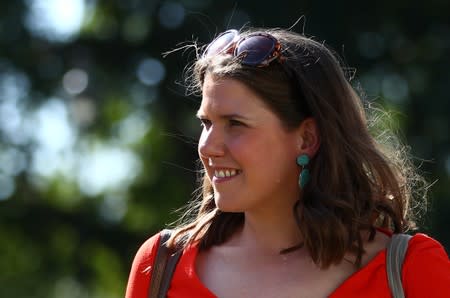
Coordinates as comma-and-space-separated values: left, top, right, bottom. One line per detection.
0, 0, 449, 297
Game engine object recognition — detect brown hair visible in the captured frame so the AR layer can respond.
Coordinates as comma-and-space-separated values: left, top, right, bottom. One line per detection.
167, 28, 426, 268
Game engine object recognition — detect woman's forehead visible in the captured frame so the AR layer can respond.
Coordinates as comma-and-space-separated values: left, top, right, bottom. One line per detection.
199, 74, 268, 114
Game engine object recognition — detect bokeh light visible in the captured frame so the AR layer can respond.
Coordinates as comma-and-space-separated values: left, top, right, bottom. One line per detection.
0, 175, 15, 201
136, 58, 166, 86
63, 69, 89, 95
24, 0, 86, 42
381, 73, 409, 104
158, 1, 185, 29
122, 14, 150, 43
76, 144, 141, 197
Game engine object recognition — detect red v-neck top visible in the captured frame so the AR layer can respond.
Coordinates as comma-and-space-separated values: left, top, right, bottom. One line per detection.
126, 231, 450, 297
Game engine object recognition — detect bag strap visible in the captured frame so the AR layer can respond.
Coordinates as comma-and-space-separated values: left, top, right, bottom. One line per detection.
148, 229, 172, 298
386, 233, 412, 298
159, 248, 183, 296
147, 229, 183, 298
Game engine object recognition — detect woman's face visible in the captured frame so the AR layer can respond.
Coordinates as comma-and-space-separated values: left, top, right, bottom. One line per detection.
197, 74, 301, 215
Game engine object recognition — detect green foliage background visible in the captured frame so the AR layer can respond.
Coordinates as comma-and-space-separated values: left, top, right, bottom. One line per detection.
0, 1, 449, 297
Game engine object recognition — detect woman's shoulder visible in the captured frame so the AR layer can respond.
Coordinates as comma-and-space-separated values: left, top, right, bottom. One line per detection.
125, 231, 163, 298
408, 232, 446, 249
134, 232, 163, 264
406, 232, 449, 263
132, 229, 191, 269
403, 233, 450, 297
404, 232, 449, 270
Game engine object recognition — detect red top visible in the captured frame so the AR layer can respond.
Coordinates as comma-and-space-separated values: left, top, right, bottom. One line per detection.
126, 232, 450, 298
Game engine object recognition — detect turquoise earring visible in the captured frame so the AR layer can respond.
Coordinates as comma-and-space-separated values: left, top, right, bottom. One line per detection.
296, 154, 310, 188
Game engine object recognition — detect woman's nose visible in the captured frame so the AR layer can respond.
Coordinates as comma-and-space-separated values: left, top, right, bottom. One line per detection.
198, 126, 225, 159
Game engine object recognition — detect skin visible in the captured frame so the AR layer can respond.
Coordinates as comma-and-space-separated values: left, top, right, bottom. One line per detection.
195, 74, 389, 298
197, 74, 307, 217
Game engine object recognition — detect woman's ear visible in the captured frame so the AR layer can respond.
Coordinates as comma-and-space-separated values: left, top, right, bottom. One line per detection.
296, 118, 320, 157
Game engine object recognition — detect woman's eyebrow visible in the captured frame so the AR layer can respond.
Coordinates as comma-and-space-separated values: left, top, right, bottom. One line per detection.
196, 112, 250, 121
219, 113, 250, 120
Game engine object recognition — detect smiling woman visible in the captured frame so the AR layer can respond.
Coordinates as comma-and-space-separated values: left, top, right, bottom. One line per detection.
126, 27, 450, 298
196, 75, 306, 215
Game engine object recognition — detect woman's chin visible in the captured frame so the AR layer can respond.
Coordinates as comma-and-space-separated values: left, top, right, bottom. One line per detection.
214, 197, 242, 213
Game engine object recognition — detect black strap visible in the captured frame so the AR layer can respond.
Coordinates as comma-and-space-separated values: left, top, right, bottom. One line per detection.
386, 233, 412, 298
147, 229, 182, 298
148, 229, 171, 298
159, 249, 183, 296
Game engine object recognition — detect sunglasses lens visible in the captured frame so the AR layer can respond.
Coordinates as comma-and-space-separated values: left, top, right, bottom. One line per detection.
236, 35, 276, 66
204, 30, 237, 57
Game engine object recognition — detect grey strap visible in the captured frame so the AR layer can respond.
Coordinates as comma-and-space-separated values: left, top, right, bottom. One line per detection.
148, 229, 172, 298
386, 233, 412, 298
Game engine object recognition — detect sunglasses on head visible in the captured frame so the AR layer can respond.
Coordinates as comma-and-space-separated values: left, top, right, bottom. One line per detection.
202, 29, 282, 67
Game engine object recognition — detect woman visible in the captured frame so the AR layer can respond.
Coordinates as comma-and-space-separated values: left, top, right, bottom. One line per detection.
126, 28, 450, 297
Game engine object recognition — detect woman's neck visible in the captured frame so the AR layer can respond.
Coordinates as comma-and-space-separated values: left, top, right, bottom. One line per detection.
230, 208, 303, 256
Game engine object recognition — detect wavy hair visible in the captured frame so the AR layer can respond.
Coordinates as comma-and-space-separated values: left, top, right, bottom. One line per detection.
167, 28, 427, 268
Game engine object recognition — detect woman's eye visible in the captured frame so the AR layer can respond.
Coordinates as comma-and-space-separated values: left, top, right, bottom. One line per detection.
199, 119, 211, 128
229, 119, 243, 126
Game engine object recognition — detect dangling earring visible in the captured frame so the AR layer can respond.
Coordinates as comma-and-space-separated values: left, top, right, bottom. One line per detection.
296, 154, 310, 188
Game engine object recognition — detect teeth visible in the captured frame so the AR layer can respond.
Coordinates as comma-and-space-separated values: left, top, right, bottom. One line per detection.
214, 169, 238, 178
